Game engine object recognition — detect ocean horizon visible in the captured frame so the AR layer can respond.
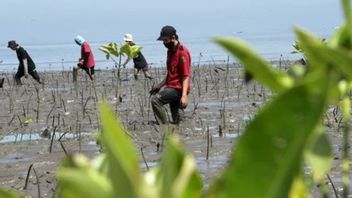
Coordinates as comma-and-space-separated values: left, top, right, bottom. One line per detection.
0, 29, 333, 72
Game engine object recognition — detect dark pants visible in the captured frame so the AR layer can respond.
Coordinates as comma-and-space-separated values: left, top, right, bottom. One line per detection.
15, 68, 41, 85
73, 64, 95, 81
151, 87, 184, 124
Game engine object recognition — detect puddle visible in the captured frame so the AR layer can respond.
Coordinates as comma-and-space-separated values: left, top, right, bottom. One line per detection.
196, 101, 252, 110
0, 132, 91, 144
43, 87, 72, 92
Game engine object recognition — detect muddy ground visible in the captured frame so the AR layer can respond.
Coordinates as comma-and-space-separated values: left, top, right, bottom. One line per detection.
0, 61, 349, 197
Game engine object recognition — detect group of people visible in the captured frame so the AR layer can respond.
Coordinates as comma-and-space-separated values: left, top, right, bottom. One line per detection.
1, 25, 191, 125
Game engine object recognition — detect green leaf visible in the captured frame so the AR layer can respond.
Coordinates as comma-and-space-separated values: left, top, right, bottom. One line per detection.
57, 154, 112, 198
99, 43, 119, 59
295, 28, 352, 80
289, 176, 311, 198
305, 126, 332, 182
158, 135, 202, 198
99, 47, 111, 60
208, 76, 329, 198
213, 37, 293, 93
120, 43, 142, 59
57, 168, 112, 198
0, 189, 21, 198
99, 102, 142, 198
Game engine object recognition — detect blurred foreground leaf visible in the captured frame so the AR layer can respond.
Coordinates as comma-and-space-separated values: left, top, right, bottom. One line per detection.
208, 75, 330, 197
158, 135, 202, 198
99, 102, 142, 198
213, 37, 293, 92
0, 189, 21, 198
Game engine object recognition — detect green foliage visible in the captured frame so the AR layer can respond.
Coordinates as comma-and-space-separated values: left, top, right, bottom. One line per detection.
2, 1, 352, 198
213, 37, 294, 93
208, 0, 352, 197
99, 42, 119, 60
99, 42, 142, 67
56, 102, 201, 198
0, 189, 21, 198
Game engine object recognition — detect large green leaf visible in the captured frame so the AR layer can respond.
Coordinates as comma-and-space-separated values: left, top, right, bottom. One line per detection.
57, 158, 112, 198
295, 28, 352, 80
158, 135, 202, 198
99, 102, 142, 198
304, 126, 332, 182
213, 37, 293, 93
0, 189, 21, 198
289, 176, 311, 198
120, 43, 142, 58
208, 76, 330, 198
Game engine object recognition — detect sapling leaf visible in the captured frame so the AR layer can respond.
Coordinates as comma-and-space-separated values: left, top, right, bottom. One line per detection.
305, 126, 332, 182
0, 189, 21, 198
99, 102, 142, 198
295, 28, 352, 80
57, 155, 112, 198
289, 176, 311, 198
213, 37, 293, 93
207, 74, 330, 198
158, 135, 202, 198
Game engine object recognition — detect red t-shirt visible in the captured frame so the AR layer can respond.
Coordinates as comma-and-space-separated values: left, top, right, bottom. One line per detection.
165, 43, 191, 94
81, 42, 95, 68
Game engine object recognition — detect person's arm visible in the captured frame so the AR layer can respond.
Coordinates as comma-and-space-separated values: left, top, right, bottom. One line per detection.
157, 77, 166, 89
150, 77, 166, 95
180, 76, 190, 107
179, 51, 191, 107
80, 52, 89, 65
22, 58, 29, 78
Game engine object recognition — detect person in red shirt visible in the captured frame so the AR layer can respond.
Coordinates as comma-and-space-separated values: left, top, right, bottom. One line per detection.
73, 35, 96, 82
150, 25, 191, 125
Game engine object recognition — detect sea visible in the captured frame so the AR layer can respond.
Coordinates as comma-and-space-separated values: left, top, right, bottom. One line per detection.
0, 30, 334, 73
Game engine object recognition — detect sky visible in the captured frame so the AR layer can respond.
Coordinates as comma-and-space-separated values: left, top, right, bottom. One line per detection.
0, 0, 343, 45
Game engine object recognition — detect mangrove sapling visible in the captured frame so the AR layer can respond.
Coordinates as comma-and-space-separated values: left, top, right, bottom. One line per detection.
24, 164, 33, 190
46, 102, 56, 124
78, 123, 82, 152
35, 87, 40, 123
140, 147, 149, 171
218, 125, 223, 137
49, 126, 58, 153
191, 96, 199, 118
58, 132, 69, 156
206, 125, 210, 161
326, 174, 339, 198
205, 77, 208, 93
32, 167, 41, 198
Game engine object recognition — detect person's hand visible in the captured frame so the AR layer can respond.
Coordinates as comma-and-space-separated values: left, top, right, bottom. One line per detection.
149, 86, 160, 95
180, 95, 188, 108
24, 73, 29, 78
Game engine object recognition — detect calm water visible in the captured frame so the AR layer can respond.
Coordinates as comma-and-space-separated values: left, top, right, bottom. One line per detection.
0, 30, 333, 72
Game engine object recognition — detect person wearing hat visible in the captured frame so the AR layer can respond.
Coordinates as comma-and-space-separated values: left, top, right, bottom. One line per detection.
123, 33, 153, 80
150, 25, 191, 125
8, 40, 42, 85
73, 35, 96, 82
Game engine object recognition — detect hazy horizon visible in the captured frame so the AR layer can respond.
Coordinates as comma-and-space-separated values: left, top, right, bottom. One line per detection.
0, 0, 343, 45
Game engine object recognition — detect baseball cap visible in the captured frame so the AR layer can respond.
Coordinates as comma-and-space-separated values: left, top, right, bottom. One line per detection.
7, 40, 18, 48
124, 33, 133, 42
157, 25, 177, 41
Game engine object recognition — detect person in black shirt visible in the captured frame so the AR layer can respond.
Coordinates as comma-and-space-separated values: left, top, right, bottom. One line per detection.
123, 34, 152, 80
8, 40, 41, 85
0, 78, 4, 88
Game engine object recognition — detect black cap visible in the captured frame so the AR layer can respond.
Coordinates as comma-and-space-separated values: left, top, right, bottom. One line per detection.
7, 40, 18, 48
157, 25, 177, 41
